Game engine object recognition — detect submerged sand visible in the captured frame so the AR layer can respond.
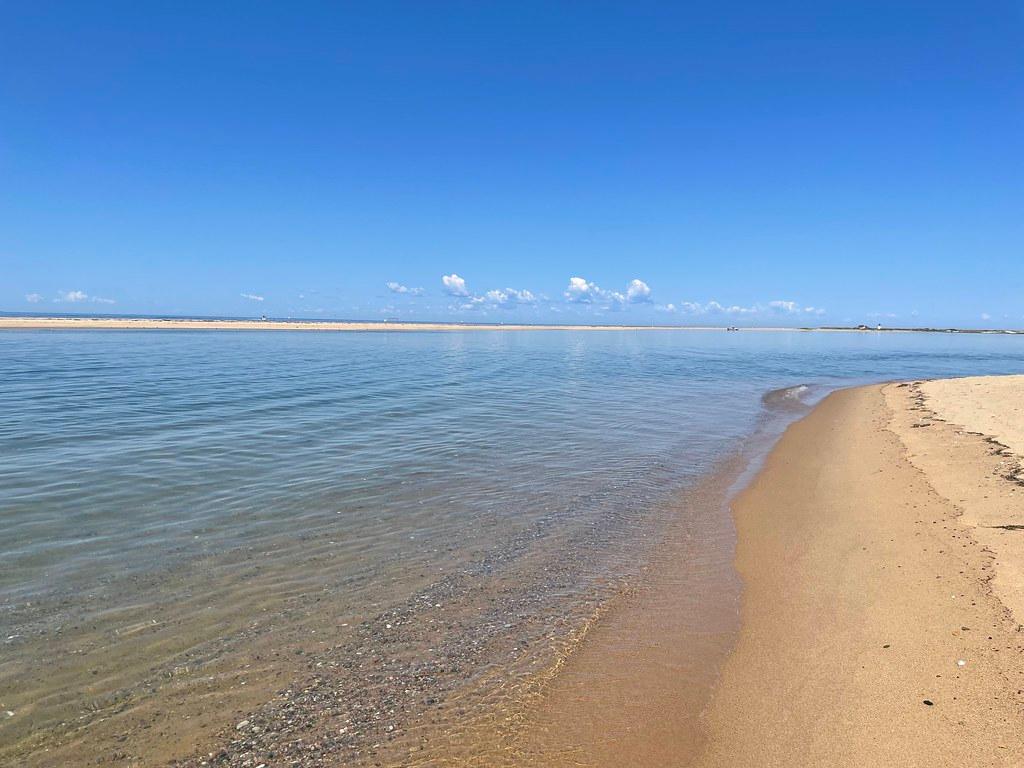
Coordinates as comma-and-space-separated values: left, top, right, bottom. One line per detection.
693, 378, 1024, 766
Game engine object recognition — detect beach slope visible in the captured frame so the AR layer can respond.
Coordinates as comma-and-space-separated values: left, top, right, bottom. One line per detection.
696, 380, 1024, 767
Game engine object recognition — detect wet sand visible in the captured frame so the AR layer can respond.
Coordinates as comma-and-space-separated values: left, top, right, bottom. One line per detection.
513, 456, 746, 767
693, 380, 1024, 766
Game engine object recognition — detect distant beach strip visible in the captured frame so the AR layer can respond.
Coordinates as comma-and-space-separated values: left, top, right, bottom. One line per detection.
1, 315, 1022, 333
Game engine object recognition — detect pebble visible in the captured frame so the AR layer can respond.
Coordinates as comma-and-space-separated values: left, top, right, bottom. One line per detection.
236, 720, 250, 730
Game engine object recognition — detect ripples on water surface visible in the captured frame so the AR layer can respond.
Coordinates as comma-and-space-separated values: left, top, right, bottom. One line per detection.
2, 329, 1024, 765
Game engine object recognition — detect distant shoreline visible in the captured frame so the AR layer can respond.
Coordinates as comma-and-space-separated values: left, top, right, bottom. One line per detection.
1, 315, 1020, 334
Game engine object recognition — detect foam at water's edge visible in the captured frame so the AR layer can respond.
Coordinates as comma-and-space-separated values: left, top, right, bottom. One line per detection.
760, 383, 812, 411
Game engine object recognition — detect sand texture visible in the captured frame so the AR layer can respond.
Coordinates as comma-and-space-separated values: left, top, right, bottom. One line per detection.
918, 375, 1024, 456
694, 382, 1024, 767
0, 316, 800, 332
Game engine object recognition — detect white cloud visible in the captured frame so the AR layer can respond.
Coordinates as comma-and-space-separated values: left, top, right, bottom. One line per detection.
449, 286, 539, 312
442, 273, 469, 296
669, 299, 824, 318
240, 293, 265, 302
565, 276, 652, 307
56, 290, 89, 303
53, 290, 116, 304
25, 292, 43, 303
483, 288, 538, 308
981, 312, 992, 321
696, 301, 757, 315
564, 276, 601, 303
563, 276, 652, 307
626, 279, 652, 303
387, 281, 424, 296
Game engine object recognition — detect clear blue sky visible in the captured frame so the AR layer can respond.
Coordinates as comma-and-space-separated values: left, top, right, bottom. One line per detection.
2, 2, 1021, 326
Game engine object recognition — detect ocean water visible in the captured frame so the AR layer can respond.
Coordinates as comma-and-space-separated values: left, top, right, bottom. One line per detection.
2, 329, 1024, 765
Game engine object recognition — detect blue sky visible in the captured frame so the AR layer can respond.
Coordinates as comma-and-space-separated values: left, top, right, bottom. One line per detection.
2, 2, 1021, 326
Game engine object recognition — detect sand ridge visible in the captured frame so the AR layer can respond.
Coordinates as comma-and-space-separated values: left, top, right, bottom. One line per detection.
918, 375, 1024, 457
895, 377, 1024, 626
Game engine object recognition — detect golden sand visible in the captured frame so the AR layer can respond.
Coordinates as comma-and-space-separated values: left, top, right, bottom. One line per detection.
0, 316, 817, 332
694, 381, 1024, 766
518, 378, 1024, 766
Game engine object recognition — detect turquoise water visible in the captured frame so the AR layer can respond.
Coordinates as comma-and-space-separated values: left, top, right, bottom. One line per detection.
2, 329, 1024, 763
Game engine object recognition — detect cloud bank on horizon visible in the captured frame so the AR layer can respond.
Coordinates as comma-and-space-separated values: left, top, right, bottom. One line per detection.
13, 274, 1013, 327
33, 290, 117, 305
18, 273, 833, 324
378, 272, 825, 322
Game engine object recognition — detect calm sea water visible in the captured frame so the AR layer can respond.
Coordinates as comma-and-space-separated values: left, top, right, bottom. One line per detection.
2, 329, 1024, 764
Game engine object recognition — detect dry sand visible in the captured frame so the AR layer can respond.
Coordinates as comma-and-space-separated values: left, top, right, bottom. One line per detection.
693, 380, 1024, 767
0, 316, 799, 332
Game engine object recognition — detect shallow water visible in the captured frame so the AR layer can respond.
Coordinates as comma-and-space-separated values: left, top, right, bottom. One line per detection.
2, 329, 1024, 764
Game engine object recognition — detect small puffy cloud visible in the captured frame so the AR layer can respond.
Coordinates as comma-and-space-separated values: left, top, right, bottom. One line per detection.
765, 300, 825, 316
450, 286, 539, 311
700, 301, 756, 315
626, 279, 652, 303
564, 276, 645, 306
56, 290, 88, 303
981, 312, 992, 321
25, 292, 43, 303
564, 276, 651, 307
483, 288, 538, 308
54, 290, 116, 305
564, 276, 601, 303
670, 299, 824, 318
387, 281, 424, 296
442, 273, 469, 296
240, 293, 265, 302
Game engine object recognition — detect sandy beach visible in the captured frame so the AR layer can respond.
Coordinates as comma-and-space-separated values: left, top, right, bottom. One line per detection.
4, 316, 1020, 334
692, 377, 1024, 766
0, 316, 780, 332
